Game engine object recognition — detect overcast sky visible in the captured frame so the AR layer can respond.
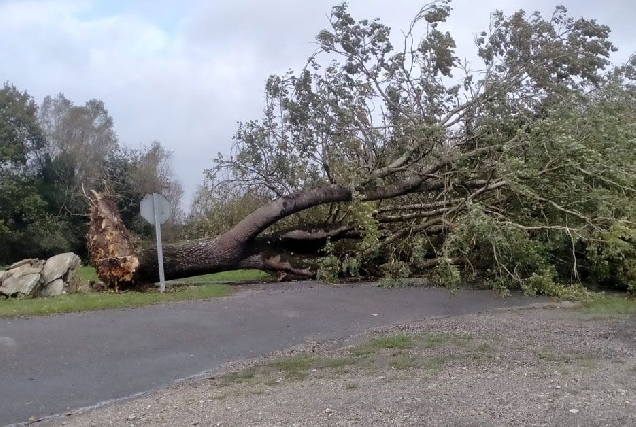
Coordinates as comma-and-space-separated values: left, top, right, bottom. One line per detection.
1, 0, 634, 209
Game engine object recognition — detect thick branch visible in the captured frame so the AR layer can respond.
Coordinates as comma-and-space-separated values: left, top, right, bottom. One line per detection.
377, 207, 452, 223
377, 200, 453, 212
252, 226, 360, 256
237, 253, 315, 280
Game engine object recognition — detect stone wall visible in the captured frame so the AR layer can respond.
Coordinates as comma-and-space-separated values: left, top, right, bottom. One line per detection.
0, 253, 81, 298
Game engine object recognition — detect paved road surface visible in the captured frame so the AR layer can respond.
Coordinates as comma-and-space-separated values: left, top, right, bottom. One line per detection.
0, 282, 539, 425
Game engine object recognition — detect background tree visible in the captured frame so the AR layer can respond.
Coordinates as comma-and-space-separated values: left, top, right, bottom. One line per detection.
36, 94, 119, 256
105, 142, 184, 242
38, 93, 184, 254
89, 2, 636, 295
186, 179, 270, 239
0, 84, 70, 263
0, 85, 184, 265
39, 94, 118, 187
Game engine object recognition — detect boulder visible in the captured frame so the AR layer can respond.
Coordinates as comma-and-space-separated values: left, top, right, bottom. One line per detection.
5, 262, 43, 278
0, 254, 81, 298
0, 273, 42, 297
7, 259, 41, 270
41, 253, 81, 285
39, 279, 65, 297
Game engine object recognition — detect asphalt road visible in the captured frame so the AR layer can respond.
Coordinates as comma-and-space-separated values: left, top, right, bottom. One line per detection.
0, 282, 539, 425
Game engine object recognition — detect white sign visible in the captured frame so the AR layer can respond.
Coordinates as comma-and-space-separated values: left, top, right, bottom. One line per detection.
140, 193, 172, 292
140, 193, 172, 225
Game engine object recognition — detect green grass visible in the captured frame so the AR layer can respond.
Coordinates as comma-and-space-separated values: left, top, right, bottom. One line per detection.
582, 296, 636, 315
220, 368, 257, 385
533, 345, 598, 367
390, 355, 422, 370
213, 331, 494, 389
370, 335, 414, 349
314, 356, 359, 369
175, 269, 272, 283
77, 265, 100, 282
218, 355, 360, 386
0, 284, 233, 318
75, 266, 272, 285
351, 334, 415, 357
421, 333, 472, 348
268, 355, 313, 380
0, 265, 269, 318
267, 355, 358, 379
425, 355, 454, 370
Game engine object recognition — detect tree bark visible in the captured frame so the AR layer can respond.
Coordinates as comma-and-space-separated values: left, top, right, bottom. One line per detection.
87, 144, 510, 288
87, 188, 358, 287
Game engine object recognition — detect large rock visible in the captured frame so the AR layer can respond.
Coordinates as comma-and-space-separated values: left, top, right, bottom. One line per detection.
0, 253, 81, 298
7, 259, 41, 270
0, 261, 44, 296
41, 253, 81, 285
39, 279, 65, 297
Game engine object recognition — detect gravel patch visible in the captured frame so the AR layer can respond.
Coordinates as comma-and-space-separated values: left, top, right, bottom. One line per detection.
39, 306, 636, 427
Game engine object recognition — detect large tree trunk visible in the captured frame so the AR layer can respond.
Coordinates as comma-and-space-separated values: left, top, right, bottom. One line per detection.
87, 187, 356, 288
87, 145, 507, 288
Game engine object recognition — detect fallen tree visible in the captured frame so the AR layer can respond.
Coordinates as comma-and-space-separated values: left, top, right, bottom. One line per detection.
87, 150, 493, 286
89, 2, 636, 294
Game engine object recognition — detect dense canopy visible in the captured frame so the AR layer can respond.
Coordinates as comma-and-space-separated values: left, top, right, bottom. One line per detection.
94, 2, 636, 296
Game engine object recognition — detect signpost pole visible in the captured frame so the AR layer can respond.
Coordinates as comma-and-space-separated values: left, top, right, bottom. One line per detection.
140, 193, 171, 293
152, 193, 166, 293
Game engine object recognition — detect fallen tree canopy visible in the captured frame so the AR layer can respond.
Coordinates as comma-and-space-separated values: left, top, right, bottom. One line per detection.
89, 2, 636, 295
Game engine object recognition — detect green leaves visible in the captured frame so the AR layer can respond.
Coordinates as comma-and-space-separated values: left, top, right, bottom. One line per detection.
477, 6, 614, 94
0, 83, 45, 168
0, 84, 184, 264
0, 85, 73, 262
200, 3, 636, 293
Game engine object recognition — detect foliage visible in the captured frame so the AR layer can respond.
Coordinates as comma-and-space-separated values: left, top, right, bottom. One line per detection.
585, 224, 636, 293
316, 239, 341, 282
186, 178, 272, 239
0, 85, 184, 264
200, 2, 636, 294
105, 142, 184, 241
0, 84, 71, 261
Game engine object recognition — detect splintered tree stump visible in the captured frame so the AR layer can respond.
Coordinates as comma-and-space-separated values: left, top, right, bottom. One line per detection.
87, 191, 140, 289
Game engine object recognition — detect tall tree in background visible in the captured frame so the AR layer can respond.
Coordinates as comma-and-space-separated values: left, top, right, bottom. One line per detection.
0, 84, 70, 263
36, 94, 119, 256
90, 2, 636, 295
38, 94, 184, 254
39, 95, 117, 206
186, 177, 277, 240
106, 142, 184, 242
0, 86, 184, 265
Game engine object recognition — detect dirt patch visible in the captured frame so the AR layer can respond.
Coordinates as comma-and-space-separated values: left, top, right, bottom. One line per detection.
40, 306, 636, 426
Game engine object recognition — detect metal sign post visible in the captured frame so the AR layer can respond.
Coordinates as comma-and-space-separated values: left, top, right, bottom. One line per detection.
152, 193, 166, 293
140, 193, 172, 292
